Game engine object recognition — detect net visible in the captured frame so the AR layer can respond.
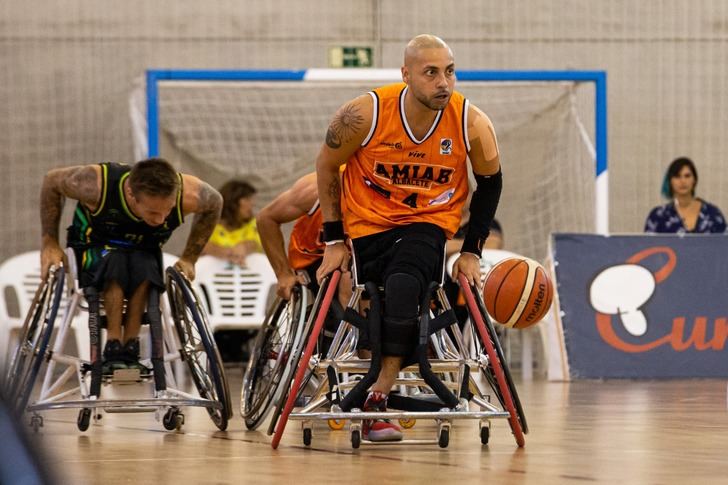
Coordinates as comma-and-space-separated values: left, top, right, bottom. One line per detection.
130, 77, 596, 261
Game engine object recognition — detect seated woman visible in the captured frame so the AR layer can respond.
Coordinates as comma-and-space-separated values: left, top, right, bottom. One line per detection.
644, 157, 726, 234
202, 179, 262, 265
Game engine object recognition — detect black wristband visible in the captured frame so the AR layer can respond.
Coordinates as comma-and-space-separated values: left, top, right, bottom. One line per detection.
322, 221, 345, 243
460, 234, 485, 256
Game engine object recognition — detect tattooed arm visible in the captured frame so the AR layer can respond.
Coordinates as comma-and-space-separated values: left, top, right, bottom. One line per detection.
39, 165, 102, 277
314, 94, 372, 282
257, 172, 319, 300
178, 175, 223, 280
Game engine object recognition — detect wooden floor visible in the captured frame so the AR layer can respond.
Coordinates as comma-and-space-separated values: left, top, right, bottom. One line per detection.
27, 373, 728, 485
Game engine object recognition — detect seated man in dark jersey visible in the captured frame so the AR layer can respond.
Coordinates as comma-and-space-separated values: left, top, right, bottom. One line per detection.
40, 158, 222, 372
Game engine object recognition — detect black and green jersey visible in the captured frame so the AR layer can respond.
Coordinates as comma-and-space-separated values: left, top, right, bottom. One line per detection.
66, 162, 184, 252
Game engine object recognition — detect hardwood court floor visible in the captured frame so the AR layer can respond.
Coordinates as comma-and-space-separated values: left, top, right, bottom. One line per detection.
30, 375, 728, 485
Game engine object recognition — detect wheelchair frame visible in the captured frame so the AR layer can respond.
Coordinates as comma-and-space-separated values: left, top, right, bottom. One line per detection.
3, 259, 233, 433
243, 250, 528, 449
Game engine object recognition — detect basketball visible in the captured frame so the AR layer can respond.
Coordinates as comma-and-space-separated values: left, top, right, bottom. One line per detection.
483, 257, 553, 329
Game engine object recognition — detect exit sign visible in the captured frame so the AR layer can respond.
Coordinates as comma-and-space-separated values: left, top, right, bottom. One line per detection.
328, 46, 373, 68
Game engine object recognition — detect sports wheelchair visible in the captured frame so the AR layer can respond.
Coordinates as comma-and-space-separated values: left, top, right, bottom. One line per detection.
2, 250, 232, 432
242, 249, 528, 449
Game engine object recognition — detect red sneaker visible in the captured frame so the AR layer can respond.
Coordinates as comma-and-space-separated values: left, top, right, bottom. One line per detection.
362, 392, 403, 442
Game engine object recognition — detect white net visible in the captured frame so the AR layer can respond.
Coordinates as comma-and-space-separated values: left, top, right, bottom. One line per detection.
130, 78, 596, 261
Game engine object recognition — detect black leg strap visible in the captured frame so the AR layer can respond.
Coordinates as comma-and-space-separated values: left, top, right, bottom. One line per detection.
84, 287, 103, 398
416, 282, 459, 409
339, 282, 382, 411
146, 287, 166, 391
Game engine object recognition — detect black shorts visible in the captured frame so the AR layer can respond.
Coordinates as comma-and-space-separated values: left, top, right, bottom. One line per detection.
73, 247, 165, 297
351, 222, 446, 291
301, 258, 323, 295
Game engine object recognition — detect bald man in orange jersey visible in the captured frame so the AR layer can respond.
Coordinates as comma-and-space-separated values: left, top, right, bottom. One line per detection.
315, 34, 502, 442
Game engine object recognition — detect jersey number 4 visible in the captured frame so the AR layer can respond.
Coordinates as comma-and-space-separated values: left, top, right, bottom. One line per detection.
402, 193, 418, 208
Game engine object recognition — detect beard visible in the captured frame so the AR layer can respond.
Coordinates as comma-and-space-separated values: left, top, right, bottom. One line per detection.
414, 89, 452, 111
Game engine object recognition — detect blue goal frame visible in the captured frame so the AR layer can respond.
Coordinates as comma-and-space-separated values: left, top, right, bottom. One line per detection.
145, 69, 607, 232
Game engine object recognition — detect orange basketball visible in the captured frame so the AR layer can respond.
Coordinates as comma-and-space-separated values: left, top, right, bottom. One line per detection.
483, 257, 553, 329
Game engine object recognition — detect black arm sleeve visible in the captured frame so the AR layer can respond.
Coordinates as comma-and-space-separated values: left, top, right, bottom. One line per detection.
461, 170, 502, 256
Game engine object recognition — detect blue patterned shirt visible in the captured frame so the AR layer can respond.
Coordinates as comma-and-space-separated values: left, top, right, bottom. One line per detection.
644, 200, 727, 234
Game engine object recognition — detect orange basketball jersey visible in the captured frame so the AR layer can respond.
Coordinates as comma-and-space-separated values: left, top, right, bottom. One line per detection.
342, 82, 470, 239
287, 200, 324, 270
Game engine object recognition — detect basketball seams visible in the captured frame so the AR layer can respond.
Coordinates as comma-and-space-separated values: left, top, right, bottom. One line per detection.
492, 260, 524, 323
484, 258, 514, 319
484, 256, 553, 329
504, 259, 538, 328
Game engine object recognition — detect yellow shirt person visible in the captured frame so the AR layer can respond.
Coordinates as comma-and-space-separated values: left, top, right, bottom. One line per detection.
208, 218, 262, 250
202, 180, 261, 266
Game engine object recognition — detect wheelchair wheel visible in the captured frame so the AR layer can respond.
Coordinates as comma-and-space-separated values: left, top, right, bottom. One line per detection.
459, 275, 526, 447
241, 287, 305, 430
266, 276, 336, 437
269, 273, 339, 445
4, 267, 65, 415
166, 267, 232, 431
471, 287, 529, 435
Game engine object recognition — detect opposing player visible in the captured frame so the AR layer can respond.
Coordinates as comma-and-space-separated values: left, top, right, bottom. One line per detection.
256, 171, 352, 305
315, 34, 502, 441
40, 158, 222, 372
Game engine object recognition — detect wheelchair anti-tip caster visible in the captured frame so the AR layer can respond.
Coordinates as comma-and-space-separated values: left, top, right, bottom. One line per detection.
303, 427, 312, 446
163, 408, 185, 431
479, 421, 491, 445
77, 408, 92, 432
398, 418, 416, 429
350, 420, 362, 449
351, 429, 361, 449
438, 423, 450, 448
327, 419, 346, 430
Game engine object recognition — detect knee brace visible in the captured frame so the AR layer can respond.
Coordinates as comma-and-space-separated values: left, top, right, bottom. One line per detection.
381, 273, 421, 356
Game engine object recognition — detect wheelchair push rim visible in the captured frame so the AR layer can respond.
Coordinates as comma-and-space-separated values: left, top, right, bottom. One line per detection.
241, 286, 306, 430
459, 273, 526, 447
166, 267, 232, 431
4, 266, 65, 415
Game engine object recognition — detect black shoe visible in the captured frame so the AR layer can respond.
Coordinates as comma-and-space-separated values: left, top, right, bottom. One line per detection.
102, 339, 126, 374
103, 339, 122, 361
122, 338, 151, 374
121, 338, 140, 364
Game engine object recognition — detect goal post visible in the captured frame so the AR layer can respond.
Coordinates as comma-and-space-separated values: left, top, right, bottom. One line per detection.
133, 68, 607, 260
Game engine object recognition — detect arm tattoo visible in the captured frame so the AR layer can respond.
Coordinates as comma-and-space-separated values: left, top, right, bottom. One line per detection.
40, 166, 99, 241
182, 182, 222, 262
63, 166, 100, 206
40, 173, 64, 241
327, 178, 342, 219
325, 103, 364, 149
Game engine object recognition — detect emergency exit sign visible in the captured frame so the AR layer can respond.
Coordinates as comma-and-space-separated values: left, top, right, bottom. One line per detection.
328, 46, 373, 67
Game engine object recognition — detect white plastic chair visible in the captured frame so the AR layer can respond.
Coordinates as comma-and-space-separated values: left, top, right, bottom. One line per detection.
0, 251, 87, 368
0, 251, 45, 369
193, 253, 277, 333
